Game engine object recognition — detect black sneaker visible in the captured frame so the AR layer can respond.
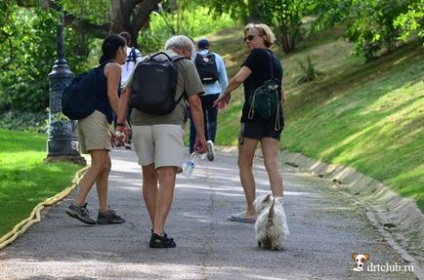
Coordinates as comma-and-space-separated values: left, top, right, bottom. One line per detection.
97, 209, 125, 224
149, 233, 176, 248
206, 140, 215, 161
66, 202, 96, 225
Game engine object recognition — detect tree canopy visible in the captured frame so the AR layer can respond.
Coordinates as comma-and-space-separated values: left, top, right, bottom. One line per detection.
0, 0, 422, 113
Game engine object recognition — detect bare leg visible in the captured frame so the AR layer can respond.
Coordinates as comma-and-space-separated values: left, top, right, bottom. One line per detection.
237, 137, 259, 219
75, 149, 110, 209
152, 166, 177, 236
142, 164, 158, 226
96, 151, 111, 212
260, 137, 283, 196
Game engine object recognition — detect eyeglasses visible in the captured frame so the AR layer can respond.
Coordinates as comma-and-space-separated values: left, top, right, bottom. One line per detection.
243, 35, 259, 42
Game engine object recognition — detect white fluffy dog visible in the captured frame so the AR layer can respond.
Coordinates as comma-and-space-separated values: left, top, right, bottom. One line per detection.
253, 194, 289, 250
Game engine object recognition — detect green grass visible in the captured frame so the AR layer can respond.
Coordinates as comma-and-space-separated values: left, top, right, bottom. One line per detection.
202, 28, 424, 212
0, 129, 83, 237
2, 26, 422, 241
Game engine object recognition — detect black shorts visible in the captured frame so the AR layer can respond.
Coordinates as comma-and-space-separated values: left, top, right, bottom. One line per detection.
238, 122, 283, 144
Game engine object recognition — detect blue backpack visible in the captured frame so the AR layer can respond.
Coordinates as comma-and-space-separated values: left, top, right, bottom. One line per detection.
62, 66, 99, 120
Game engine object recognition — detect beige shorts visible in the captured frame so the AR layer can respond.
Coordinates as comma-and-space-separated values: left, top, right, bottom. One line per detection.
132, 124, 185, 173
77, 110, 111, 154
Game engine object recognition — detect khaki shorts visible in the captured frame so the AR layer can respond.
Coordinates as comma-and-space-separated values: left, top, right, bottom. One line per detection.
132, 124, 184, 173
78, 110, 111, 154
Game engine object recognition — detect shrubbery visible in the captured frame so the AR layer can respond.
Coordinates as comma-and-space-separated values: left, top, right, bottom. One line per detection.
0, 111, 49, 133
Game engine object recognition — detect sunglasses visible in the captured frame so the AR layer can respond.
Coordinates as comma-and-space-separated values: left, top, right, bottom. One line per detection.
243, 35, 259, 42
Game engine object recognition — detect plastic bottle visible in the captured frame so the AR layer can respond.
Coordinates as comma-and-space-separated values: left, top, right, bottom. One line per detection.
183, 152, 198, 178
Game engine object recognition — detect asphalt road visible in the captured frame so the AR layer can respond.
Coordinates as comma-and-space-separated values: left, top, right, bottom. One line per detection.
0, 148, 419, 279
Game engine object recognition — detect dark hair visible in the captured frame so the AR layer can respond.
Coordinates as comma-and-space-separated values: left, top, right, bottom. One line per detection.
119, 31, 131, 45
99, 34, 126, 64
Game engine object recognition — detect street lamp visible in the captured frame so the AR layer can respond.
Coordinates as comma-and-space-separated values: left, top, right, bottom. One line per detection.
44, 6, 86, 165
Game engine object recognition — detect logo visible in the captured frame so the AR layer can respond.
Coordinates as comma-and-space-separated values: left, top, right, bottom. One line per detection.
352, 252, 370, 271
351, 252, 414, 273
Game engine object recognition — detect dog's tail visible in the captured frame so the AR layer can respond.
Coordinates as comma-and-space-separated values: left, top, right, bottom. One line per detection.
267, 197, 276, 223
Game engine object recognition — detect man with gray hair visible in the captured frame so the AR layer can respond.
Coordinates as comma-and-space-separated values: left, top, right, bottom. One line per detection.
117, 35, 206, 248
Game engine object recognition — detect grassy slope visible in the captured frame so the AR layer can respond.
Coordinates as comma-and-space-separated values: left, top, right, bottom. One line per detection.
204, 28, 424, 211
0, 129, 82, 236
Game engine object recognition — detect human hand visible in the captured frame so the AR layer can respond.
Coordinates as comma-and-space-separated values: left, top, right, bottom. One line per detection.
194, 134, 207, 154
112, 127, 126, 147
213, 92, 231, 110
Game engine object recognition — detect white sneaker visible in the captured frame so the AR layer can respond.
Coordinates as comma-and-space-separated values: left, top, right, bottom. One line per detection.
206, 140, 215, 161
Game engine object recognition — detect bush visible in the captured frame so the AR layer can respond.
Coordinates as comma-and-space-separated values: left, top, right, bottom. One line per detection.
297, 55, 319, 84
0, 110, 49, 133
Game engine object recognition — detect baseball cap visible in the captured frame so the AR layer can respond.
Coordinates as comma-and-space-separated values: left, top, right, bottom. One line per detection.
197, 39, 210, 49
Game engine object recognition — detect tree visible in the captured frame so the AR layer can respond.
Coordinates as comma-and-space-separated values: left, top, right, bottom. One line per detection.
311, 0, 423, 60
207, 0, 315, 53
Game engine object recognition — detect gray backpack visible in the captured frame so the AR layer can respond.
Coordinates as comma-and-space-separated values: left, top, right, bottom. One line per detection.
129, 52, 186, 115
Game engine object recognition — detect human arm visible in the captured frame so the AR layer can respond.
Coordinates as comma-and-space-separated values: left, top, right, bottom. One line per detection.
135, 48, 143, 63
116, 86, 131, 128
216, 54, 229, 92
104, 62, 122, 114
213, 65, 252, 109
188, 94, 207, 154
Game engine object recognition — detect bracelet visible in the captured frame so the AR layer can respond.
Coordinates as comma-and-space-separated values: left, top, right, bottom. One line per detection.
116, 123, 125, 127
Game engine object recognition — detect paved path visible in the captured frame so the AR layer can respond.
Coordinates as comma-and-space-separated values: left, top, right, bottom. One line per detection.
0, 148, 419, 279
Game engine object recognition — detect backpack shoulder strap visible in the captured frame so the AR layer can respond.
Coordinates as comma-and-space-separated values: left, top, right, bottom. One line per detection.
129, 48, 137, 62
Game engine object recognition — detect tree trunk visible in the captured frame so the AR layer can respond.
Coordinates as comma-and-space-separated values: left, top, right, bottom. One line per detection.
110, 0, 161, 48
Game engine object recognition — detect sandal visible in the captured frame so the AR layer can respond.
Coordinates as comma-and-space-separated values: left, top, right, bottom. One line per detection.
149, 233, 176, 248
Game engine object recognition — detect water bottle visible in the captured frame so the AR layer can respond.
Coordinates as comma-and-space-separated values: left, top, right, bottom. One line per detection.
183, 152, 197, 178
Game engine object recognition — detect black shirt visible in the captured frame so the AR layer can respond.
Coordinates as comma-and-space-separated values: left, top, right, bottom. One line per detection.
241, 48, 283, 123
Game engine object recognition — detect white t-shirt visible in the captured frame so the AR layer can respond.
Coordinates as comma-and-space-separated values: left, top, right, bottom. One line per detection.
121, 47, 142, 88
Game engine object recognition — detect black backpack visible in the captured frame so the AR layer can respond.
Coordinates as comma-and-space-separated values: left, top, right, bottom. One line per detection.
194, 52, 219, 84
129, 52, 186, 115
62, 66, 100, 120
126, 47, 138, 63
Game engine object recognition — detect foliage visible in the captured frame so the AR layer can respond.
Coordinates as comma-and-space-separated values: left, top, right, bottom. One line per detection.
1, 0, 422, 114
0, 111, 49, 133
311, 0, 423, 60
0, 5, 56, 112
140, 4, 237, 54
207, 0, 315, 53
296, 55, 318, 84
394, 0, 424, 42
346, 0, 410, 60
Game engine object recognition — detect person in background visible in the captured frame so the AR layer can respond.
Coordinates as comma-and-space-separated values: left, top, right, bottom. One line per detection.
119, 31, 142, 88
117, 35, 207, 248
214, 23, 285, 223
113, 31, 142, 150
66, 34, 127, 225
189, 38, 228, 161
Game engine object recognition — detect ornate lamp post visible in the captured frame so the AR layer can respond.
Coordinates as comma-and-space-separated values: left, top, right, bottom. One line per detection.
44, 7, 86, 165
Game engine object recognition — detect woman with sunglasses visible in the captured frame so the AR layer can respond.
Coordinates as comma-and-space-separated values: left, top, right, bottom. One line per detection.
214, 23, 285, 223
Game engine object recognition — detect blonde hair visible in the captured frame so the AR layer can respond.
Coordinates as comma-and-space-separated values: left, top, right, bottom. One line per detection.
244, 23, 276, 48
165, 35, 196, 60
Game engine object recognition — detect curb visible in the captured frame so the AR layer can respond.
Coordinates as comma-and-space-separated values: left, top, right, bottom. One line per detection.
281, 150, 424, 280
0, 166, 88, 250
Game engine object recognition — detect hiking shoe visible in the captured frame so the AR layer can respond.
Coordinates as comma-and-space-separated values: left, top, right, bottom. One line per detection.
66, 202, 96, 225
149, 233, 176, 248
124, 142, 132, 150
206, 140, 215, 161
97, 209, 125, 225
